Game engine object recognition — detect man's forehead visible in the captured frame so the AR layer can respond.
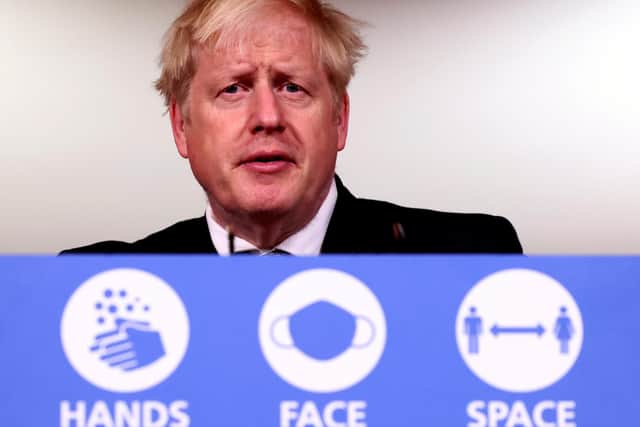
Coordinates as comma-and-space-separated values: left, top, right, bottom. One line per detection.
194, 50, 323, 85
217, 22, 311, 54
196, 21, 320, 73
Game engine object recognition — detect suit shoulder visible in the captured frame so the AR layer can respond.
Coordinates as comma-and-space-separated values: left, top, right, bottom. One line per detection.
60, 217, 214, 254
353, 198, 523, 253
355, 197, 501, 221
59, 240, 135, 254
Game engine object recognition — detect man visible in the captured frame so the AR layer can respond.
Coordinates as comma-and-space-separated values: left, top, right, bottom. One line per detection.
64, 0, 522, 255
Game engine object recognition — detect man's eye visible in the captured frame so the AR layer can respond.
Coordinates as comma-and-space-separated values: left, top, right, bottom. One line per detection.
222, 84, 241, 94
284, 83, 301, 93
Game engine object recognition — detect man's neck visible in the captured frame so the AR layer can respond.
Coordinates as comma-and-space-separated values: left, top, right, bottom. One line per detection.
222, 216, 307, 250
208, 181, 335, 251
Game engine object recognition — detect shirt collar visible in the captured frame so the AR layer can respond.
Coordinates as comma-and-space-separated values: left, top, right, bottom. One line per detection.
206, 179, 338, 256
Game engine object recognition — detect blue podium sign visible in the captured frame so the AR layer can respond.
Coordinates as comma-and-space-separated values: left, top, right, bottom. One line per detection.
0, 255, 638, 427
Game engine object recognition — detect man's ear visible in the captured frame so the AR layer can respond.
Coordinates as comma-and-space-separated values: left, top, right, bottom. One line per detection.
169, 99, 189, 158
336, 92, 350, 152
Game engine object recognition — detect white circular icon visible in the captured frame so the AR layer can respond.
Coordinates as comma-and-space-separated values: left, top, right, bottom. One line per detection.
456, 269, 583, 392
60, 269, 190, 393
259, 269, 386, 393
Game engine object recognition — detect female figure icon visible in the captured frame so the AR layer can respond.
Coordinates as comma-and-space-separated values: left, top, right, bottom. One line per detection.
554, 306, 574, 354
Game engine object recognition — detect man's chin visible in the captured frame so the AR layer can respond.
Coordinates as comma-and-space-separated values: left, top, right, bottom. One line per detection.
222, 180, 292, 212
238, 197, 297, 220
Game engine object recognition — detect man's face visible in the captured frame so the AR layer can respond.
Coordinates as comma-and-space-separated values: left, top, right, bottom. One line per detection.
170, 8, 348, 229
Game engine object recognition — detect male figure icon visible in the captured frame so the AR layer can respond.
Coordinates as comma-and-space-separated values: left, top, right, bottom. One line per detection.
464, 307, 483, 354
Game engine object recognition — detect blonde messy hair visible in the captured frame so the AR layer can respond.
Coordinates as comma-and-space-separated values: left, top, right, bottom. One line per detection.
155, 0, 367, 109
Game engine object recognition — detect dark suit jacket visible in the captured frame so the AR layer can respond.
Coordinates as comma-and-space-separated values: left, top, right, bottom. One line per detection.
62, 177, 522, 254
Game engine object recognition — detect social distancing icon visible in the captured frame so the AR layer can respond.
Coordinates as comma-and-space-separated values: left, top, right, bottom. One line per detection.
456, 269, 583, 393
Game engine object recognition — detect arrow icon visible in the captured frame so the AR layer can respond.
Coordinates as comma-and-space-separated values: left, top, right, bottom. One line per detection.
491, 324, 545, 337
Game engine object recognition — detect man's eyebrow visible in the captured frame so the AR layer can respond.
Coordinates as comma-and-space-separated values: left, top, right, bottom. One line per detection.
214, 63, 257, 79
272, 61, 322, 81
271, 57, 317, 73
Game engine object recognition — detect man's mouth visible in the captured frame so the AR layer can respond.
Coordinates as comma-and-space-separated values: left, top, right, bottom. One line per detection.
248, 154, 289, 163
240, 151, 295, 173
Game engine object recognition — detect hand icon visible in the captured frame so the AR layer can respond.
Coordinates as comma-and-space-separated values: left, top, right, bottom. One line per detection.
89, 318, 166, 371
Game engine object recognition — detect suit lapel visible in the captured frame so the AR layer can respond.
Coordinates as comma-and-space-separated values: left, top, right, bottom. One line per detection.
321, 176, 389, 253
189, 216, 218, 253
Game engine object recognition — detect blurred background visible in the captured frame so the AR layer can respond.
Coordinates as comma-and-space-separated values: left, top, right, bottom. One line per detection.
1, 0, 638, 253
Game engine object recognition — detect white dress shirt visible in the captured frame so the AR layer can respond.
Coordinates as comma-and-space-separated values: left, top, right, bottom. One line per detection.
206, 179, 338, 256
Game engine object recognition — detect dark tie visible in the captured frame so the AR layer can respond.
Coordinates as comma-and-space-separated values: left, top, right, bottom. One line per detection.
234, 249, 291, 255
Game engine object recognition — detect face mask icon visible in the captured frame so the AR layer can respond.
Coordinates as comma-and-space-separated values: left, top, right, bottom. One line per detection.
270, 300, 376, 361
259, 268, 386, 393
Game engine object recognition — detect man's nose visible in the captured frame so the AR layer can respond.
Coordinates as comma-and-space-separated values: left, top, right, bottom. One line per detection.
250, 85, 284, 134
